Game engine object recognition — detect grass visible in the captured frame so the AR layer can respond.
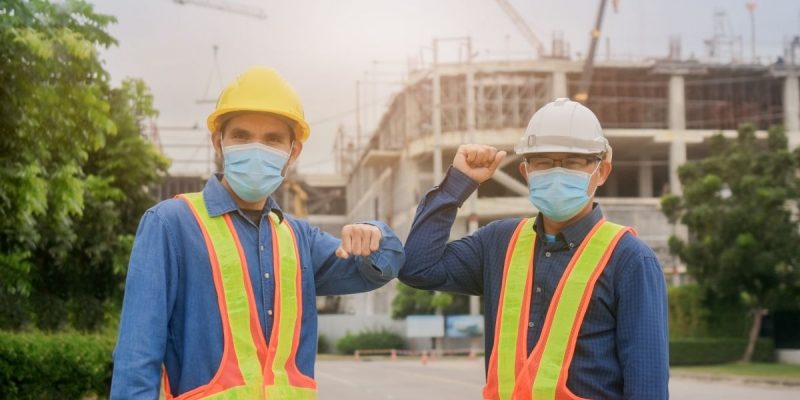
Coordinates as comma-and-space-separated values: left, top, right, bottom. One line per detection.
672, 363, 800, 380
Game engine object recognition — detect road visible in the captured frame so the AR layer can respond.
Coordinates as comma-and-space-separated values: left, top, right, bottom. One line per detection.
315, 359, 800, 400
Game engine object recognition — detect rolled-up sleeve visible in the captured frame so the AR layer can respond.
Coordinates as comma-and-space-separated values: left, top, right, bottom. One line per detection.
111, 209, 178, 399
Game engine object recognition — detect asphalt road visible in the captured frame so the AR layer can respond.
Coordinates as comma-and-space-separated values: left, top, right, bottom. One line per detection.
315, 359, 800, 400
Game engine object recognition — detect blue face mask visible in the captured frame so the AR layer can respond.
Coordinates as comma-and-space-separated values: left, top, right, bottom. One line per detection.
222, 143, 290, 202
527, 166, 598, 222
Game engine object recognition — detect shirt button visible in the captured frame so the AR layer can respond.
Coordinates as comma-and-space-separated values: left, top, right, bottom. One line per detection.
268, 309, 273, 316
545, 251, 551, 257
264, 272, 270, 279
536, 287, 542, 293
569, 242, 575, 248
528, 322, 534, 328
259, 245, 264, 252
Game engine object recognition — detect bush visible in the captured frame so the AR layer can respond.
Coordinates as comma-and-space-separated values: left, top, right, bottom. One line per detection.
317, 333, 331, 354
0, 331, 114, 399
669, 337, 774, 366
668, 284, 749, 339
336, 328, 405, 355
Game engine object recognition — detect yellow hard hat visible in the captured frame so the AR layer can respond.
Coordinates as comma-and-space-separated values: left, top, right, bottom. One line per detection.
207, 66, 311, 142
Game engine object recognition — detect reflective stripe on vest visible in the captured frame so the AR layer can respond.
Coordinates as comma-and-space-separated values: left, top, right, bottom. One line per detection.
160, 192, 316, 400
483, 218, 537, 400
483, 218, 632, 400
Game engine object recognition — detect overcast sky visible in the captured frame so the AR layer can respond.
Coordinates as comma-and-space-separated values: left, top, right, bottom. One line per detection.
90, 0, 800, 174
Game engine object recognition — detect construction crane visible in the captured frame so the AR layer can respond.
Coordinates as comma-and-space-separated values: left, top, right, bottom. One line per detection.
574, 0, 619, 103
493, 0, 547, 57
173, 0, 267, 20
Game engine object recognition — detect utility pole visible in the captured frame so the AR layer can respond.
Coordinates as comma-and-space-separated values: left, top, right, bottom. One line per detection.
746, 1, 757, 63
465, 37, 480, 317
432, 39, 443, 183
355, 80, 362, 156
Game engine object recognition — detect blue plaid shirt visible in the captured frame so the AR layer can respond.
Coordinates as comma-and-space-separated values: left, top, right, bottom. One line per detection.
400, 167, 669, 399
111, 176, 405, 399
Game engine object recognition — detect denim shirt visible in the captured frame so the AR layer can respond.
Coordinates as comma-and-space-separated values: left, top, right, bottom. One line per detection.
111, 176, 404, 399
399, 167, 669, 400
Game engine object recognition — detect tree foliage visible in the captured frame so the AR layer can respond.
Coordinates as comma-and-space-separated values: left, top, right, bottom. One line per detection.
0, 0, 169, 331
660, 124, 800, 361
391, 283, 472, 319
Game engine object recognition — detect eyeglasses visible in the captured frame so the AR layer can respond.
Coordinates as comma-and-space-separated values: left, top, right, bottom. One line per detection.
524, 156, 602, 171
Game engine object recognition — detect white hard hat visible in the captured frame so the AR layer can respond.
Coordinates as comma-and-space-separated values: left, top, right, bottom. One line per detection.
515, 98, 612, 161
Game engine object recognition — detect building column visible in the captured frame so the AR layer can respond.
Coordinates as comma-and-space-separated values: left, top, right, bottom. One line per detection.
604, 172, 619, 197
784, 73, 800, 149
638, 155, 654, 197
668, 75, 687, 196
552, 71, 568, 99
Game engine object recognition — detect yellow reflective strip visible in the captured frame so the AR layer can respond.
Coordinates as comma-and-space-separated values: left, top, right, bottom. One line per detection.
531, 221, 624, 399
183, 193, 263, 389
201, 384, 263, 399
496, 218, 536, 400
268, 212, 302, 389
264, 385, 318, 400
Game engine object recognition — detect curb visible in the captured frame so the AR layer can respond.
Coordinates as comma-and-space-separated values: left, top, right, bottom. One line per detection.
671, 372, 800, 388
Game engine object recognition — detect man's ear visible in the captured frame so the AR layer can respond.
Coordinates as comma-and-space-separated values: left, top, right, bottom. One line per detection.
288, 141, 303, 165
518, 161, 528, 181
281, 141, 304, 177
596, 160, 612, 186
212, 131, 223, 158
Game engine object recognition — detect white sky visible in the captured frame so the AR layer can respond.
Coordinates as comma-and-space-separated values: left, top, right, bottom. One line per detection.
90, 0, 800, 175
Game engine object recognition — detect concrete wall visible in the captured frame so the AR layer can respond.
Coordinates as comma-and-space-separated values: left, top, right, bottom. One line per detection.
317, 314, 406, 346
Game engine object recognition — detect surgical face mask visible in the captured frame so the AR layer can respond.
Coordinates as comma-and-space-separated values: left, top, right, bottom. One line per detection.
222, 143, 291, 202
527, 165, 599, 222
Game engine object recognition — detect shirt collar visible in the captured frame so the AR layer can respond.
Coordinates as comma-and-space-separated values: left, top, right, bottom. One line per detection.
202, 174, 284, 221
533, 202, 604, 245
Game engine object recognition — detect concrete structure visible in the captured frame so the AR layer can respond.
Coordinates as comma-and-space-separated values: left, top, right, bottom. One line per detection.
328, 57, 800, 318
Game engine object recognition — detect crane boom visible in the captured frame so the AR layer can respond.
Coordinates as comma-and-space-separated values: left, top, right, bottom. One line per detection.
493, 0, 546, 57
173, 0, 267, 20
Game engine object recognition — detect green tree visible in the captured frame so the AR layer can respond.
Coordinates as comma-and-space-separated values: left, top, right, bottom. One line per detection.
391, 283, 472, 319
0, 0, 168, 331
661, 124, 800, 362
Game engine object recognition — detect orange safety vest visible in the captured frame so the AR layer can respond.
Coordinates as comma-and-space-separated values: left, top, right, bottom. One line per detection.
483, 218, 632, 400
161, 192, 316, 399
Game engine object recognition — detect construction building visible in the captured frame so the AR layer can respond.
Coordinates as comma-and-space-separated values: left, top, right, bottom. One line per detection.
285, 54, 800, 319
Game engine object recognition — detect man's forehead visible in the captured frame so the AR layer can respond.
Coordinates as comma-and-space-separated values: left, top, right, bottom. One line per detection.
525, 152, 591, 158
224, 112, 294, 135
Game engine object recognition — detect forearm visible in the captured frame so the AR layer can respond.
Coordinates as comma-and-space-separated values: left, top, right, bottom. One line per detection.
314, 220, 404, 296
400, 167, 483, 295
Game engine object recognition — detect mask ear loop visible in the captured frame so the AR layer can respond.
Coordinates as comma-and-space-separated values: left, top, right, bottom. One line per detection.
280, 140, 295, 177
586, 160, 603, 197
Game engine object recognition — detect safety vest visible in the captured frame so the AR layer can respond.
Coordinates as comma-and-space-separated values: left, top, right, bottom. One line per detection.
161, 192, 317, 400
483, 218, 632, 400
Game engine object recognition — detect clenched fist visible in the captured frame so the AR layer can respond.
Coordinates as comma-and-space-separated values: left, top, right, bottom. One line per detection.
335, 224, 382, 259
453, 144, 506, 184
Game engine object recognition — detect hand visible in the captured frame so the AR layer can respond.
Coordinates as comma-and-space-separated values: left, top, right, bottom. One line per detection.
335, 224, 382, 259
452, 144, 506, 184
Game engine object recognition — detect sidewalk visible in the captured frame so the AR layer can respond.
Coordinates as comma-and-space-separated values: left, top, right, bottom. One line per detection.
671, 364, 800, 387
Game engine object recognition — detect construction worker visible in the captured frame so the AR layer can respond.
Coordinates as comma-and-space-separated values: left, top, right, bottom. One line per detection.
111, 67, 405, 399
399, 98, 668, 399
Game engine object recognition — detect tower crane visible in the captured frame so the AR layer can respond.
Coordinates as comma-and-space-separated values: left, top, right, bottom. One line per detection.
493, 0, 546, 57
173, 0, 267, 20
